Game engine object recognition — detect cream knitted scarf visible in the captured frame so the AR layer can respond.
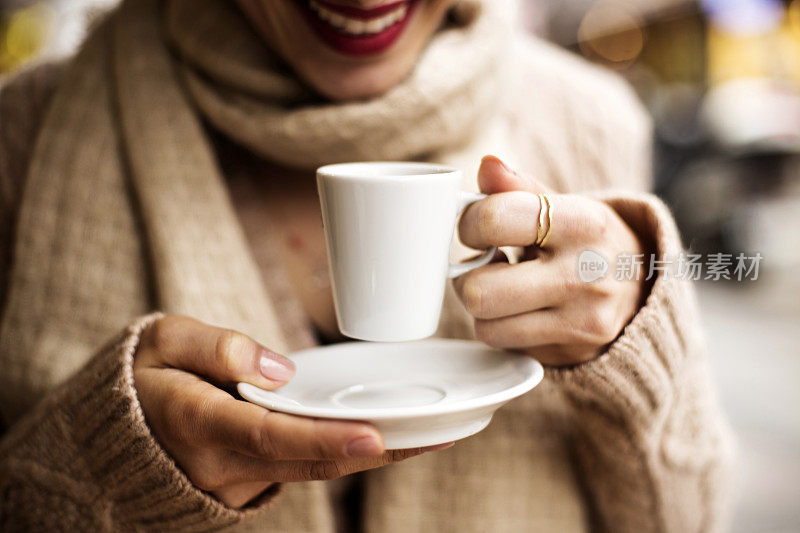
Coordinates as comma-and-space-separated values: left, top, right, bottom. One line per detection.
0, 0, 510, 421
166, 0, 509, 168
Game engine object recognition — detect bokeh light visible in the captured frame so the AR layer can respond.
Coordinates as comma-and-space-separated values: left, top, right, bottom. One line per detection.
0, 3, 54, 72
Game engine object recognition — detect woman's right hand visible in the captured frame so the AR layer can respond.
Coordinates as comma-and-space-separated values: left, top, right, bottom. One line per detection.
133, 315, 441, 508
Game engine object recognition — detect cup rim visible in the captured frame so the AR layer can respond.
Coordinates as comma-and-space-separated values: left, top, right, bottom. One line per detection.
317, 161, 460, 180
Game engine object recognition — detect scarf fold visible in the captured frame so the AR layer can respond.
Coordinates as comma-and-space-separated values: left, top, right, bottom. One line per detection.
110, 0, 291, 349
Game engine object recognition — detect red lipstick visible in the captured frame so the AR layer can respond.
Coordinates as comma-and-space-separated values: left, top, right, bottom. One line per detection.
293, 0, 419, 57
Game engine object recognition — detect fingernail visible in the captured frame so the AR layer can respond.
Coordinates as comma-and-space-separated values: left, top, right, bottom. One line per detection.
347, 436, 383, 457
259, 351, 295, 383
483, 154, 515, 175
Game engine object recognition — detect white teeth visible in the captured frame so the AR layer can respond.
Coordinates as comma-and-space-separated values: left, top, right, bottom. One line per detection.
345, 19, 366, 33
308, 1, 408, 36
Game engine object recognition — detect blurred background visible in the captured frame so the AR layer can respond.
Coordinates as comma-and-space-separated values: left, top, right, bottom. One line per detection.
1, 0, 798, 530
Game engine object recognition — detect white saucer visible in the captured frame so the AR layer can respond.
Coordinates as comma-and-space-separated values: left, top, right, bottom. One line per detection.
238, 339, 544, 449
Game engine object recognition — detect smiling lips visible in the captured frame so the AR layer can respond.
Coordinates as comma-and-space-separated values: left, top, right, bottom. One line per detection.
295, 0, 418, 56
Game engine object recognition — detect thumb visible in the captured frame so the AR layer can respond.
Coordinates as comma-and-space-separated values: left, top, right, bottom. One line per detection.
478, 155, 550, 195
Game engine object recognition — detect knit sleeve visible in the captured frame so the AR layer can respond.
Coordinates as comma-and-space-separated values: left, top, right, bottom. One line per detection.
549, 191, 735, 533
0, 313, 281, 531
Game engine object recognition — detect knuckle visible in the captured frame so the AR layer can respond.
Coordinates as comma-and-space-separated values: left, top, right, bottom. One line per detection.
575, 348, 601, 365
310, 426, 334, 459
560, 262, 584, 293
189, 469, 213, 491
559, 198, 602, 242
459, 275, 487, 317
253, 412, 280, 459
179, 394, 223, 446
477, 200, 503, 245
473, 319, 499, 347
325, 462, 347, 480
167, 395, 201, 445
190, 458, 225, 491
389, 449, 416, 462
581, 204, 611, 241
214, 330, 249, 376
564, 275, 584, 294
586, 277, 615, 299
580, 306, 618, 344
304, 461, 345, 481
299, 462, 320, 480
142, 316, 181, 355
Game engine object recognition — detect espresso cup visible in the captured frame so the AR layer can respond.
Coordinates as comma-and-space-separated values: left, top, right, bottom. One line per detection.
316, 162, 496, 342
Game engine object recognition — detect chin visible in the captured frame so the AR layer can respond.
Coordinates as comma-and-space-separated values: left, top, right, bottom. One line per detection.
296, 59, 413, 101
237, 0, 448, 101
270, 0, 444, 101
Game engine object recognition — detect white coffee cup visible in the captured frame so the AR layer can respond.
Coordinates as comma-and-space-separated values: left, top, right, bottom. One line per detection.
317, 162, 497, 342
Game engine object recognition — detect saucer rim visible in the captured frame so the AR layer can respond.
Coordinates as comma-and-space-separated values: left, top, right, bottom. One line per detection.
237, 339, 544, 421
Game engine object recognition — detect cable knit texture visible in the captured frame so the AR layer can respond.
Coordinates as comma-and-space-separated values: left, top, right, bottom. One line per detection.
0, 0, 732, 531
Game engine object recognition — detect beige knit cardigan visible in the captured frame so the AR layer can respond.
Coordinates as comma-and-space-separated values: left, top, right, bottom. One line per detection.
0, 0, 733, 531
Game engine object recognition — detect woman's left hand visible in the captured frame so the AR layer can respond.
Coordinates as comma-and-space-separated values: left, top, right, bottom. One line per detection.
453, 156, 647, 367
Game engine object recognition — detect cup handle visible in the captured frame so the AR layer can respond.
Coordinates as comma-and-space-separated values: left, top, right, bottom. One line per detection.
447, 191, 498, 279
